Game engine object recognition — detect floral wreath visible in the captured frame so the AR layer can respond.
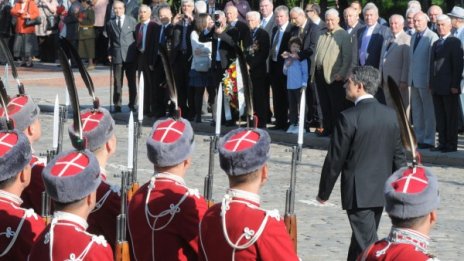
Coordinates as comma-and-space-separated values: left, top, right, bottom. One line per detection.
222, 61, 239, 109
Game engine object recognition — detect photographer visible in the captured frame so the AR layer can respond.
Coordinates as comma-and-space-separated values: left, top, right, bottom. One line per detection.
199, 10, 238, 125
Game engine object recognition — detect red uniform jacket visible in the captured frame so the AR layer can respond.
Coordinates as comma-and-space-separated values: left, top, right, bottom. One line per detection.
87, 174, 121, 251
199, 189, 299, 261
29, 211, 114, 260
128, 173, 208, 261
21, 155, 46, 214
0, 190, 46, 260
358, 228, 436, 261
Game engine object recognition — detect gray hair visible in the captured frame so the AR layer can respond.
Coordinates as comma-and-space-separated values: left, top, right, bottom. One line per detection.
406, 7, 420, 17
436, 14, 451, 24
194, 1, 207, 14
274, 5, 289, 17
113, 0, 125, 8
427, 5, 443, 15
325, 8, 339, 18
362, 2, 378, 16
407, 0, 421, 10
246, 11, 261, 21
350, 66, 380, 95
344, 7, 357, 16
290, 7, 305, 16
389, 14, 405, 24
214, 10, 225, 18
181, 0, 194, 6
139, 4, 151, 14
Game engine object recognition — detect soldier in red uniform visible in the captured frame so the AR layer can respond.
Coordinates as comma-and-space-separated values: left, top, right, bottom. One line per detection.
0, 129, 46, 260
0, 95, 45, 214
29, 149, 113, 260
128, 117, 208, 260
358, 166, 440, 261
68, 107, 121, 250
199, 128, 299, 260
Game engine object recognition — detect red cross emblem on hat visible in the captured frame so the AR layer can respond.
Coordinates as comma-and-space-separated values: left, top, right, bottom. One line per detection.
0, 132, 18, 157
81, 111, 104, 132
51, 152, 90, 177
392, 167, 429, 194
152, 119, 185, 144
224, 130, 260, 152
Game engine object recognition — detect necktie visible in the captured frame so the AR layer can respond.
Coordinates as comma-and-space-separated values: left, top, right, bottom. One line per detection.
117, 17, 121, 28
413, 32, 422, 51
271, 29, 281, 61
137, 24, 144, 50
299, 27, 304, 38
160, 25, 165, 44
181, 21, 187, 51
260, 18, 267, 28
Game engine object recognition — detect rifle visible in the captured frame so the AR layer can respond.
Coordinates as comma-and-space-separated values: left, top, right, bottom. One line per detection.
284, 146, 299, 252
203, 135, 218, 207
115, 170, 130, 261
126, 72, 144, 201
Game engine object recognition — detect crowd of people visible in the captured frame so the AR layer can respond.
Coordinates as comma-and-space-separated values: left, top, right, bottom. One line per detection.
2, 0, 464, 152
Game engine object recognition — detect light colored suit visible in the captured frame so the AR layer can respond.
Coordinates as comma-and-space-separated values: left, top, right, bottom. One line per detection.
380, 31, 411, 115
408, 28, 438, 146
311, 26, 352, 84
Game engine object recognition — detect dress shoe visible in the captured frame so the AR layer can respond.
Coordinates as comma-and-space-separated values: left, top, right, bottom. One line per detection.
430, 146, 444, 152
441, 147, 457, 153
112, 106, 121, 113
418, 143, 434, 149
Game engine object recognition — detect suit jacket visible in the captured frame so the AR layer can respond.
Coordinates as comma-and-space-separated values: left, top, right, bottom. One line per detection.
124, 0, 139, 19
261, 14, 275, 40
318, 98, 406, 210
246, 27, 270, 75
291, 20, 320, 62
311, 27, 352, 84
380, 31, 411, 86
430, 36, 463, 95
345, 22, 362, 36
408, 28, 438, 88
62, 1, 81, 40
172, 21, 194, 62
270, 23, 294, 67
355, 23, 392, 68
146, 23, 173, 67
106, 15, 137, 64
200, 25, 240, 70
135, 21, 155, 53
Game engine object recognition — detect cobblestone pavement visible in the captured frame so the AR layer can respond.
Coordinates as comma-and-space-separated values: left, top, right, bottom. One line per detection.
32, 114, 463, 261
3, 64, 464, 260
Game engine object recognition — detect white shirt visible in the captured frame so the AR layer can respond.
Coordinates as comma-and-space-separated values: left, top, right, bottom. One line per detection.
354, 94, 374, 105
116, 15, 125, 28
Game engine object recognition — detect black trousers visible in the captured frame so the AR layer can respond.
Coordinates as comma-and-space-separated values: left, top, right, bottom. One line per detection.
94, 26, 109, 64
112, 61, 137, 108
315, 69, 351, 134
270, 60, 288, 128
433, 94, 459, 150
250, 71, 269, 128
346, 207, 383, 261
287, 88, 301, 125
137, 52, 152, 115
173, 52, 191, 117
149, 60, 168, 118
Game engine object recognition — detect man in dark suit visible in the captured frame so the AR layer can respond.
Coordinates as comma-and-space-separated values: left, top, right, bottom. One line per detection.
259, 0, 275, 38
106, 0, 137, 113
290, 6, 320, 130
269, 5, 294, 130
245, 11, 270, 128
200, 10, 241, 125
172, 0, 194, 118
317, 66, 406, 261
62, 0, 81, 49
430, 15, 463, 153
146, 5, 173, 118
135, 4, 154, 115
305, 3, 326, 33
354, 3, 391, 69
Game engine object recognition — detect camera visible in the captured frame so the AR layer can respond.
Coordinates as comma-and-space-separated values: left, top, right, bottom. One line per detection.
214, 14, 221, 27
